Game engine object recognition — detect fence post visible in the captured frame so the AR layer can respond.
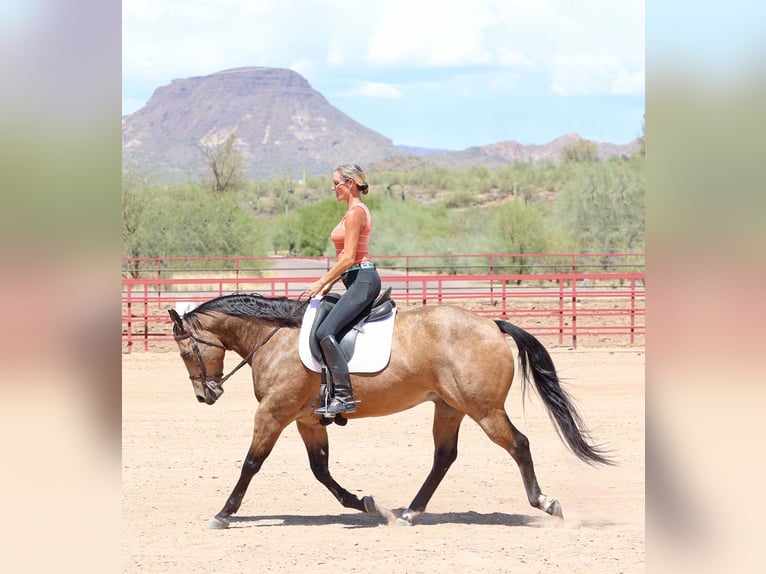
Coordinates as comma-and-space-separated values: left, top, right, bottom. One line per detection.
155, 259, 162, 295
630, 277, 636, 344
501, 277, 508, 319
142, 282, 149, 351
125, 286, 133, 354
489, 255, 495, 305
571, 271, 578, 350
406, 255, 411, 299
558, 278, 564, 346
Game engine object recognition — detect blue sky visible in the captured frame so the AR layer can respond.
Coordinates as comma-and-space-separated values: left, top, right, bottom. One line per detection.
122, 0, 645, 150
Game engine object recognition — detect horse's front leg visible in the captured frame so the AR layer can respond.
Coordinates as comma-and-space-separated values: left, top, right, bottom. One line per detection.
208, 404, 288, 529
295, 420, 395, 522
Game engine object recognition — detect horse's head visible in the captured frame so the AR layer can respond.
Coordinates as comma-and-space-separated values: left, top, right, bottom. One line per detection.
168, 309, 226, 405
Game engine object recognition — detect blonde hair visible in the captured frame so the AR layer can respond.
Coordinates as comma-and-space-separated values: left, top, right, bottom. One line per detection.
335, 163, 369, 194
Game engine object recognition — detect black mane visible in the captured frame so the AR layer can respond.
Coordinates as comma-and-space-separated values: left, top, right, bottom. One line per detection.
186, 293, 308, 329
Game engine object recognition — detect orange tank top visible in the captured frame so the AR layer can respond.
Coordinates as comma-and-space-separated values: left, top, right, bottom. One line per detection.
330, 203, 372, 266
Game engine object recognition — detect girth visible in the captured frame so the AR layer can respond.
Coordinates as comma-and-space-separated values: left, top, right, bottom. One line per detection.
309, 286, 395, 362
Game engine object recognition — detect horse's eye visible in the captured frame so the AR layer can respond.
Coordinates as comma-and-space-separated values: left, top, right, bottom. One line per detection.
180, 350, 193, 360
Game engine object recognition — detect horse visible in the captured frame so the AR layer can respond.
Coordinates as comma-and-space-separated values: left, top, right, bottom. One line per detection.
168, 293, 613, 529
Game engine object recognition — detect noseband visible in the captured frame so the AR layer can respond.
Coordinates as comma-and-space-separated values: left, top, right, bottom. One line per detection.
173, 330, 227, 383
174, 321, 285, 389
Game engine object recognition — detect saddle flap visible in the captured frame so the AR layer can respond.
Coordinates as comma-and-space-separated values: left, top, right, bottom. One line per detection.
308, 288, 396, 361
300, 291, 397, 373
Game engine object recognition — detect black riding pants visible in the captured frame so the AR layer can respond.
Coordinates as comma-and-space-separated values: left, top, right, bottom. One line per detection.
315, 268, 381, 343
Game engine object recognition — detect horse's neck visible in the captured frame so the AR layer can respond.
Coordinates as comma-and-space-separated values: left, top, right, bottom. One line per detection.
220, 316, 277, 359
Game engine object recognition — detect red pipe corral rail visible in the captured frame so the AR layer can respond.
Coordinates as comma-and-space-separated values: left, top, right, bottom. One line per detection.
122, 254, 645, 352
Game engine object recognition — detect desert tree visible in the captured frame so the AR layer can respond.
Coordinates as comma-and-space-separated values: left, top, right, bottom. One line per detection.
198, 130, 245, 193
561, 138, 599, 163
554, 159, 645, 263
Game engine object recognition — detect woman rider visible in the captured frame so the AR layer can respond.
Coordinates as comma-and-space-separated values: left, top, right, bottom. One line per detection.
306, 164, 381, 416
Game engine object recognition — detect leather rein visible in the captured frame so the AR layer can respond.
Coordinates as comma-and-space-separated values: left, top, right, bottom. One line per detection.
173, 321, 285, 386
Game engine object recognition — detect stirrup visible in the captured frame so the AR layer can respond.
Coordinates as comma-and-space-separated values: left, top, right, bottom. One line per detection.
315, 397, 357, 416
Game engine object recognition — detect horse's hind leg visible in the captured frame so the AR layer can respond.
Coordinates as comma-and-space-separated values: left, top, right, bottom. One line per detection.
295, 420, 375, 514
398, 400, 465, 526
477, 409, 563, 519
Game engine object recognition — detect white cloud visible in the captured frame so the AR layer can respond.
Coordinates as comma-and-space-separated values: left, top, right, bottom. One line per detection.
345, 82, 402, 99
365, 0, 494, 67
612, 70, 645, 95
496, 49, 533, 68
408, 69, 525, 99
122, 0, 645, 104
123, 0, 330, 87
551, 52, 644, 96
542, 1, 645, 95
330, 0, 644, 100
290, 58, 315, 78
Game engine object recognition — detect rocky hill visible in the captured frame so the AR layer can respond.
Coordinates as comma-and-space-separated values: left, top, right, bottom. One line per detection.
423, 134, 640, 169
122, 67, 640, 182
122, 67, 403, 181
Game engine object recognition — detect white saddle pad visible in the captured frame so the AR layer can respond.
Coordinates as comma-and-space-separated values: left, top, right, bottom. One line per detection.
299, 297, 397, 373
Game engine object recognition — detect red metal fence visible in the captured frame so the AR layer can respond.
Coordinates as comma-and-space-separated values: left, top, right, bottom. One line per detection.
122, 253, 645, 352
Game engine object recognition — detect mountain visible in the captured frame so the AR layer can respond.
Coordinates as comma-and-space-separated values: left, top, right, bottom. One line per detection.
395, 144, 452, 156
421, 134, 640, 169
122, 67, 403, 181
122, 67, 641, 182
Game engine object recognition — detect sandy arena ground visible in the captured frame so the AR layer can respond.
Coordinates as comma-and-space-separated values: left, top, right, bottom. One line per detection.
122, 345, 644, 573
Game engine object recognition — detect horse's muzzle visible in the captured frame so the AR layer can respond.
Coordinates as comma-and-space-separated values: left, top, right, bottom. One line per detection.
198, 380, 224, 405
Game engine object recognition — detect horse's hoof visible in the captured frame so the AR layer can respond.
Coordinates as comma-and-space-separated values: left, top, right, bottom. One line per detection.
396, 510, 415, 526
334, 415, 347, 426
363, 496, 378, 514
363, 496, 396, 525
539, 495, 564, 519
207, 517, 230, 529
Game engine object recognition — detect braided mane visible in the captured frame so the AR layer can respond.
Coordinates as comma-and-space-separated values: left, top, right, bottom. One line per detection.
185, 293, 308, 330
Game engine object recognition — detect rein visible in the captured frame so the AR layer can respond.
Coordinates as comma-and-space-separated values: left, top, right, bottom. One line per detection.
174, 321, 285, 386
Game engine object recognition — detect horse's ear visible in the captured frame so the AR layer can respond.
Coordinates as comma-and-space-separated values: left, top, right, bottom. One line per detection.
168, 309, 183, 328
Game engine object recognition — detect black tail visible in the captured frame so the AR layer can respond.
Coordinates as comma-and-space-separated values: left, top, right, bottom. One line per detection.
495, 320, 615, 466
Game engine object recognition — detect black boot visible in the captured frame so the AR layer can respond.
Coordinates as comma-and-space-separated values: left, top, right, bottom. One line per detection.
314, 335, 357, 415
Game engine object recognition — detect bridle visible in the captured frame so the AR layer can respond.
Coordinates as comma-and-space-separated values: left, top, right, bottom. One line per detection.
173, 320, 285, 392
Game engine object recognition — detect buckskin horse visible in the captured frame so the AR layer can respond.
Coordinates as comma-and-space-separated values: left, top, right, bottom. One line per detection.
168, 293, 612, 529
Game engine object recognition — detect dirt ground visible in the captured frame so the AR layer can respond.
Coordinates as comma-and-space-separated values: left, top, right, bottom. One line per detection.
122, 345, 644, 573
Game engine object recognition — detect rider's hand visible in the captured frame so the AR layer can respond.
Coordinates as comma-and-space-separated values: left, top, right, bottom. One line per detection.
306, 280, 326, 298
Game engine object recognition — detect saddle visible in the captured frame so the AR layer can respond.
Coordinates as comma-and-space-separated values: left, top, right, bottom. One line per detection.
308, 287, 395, 363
